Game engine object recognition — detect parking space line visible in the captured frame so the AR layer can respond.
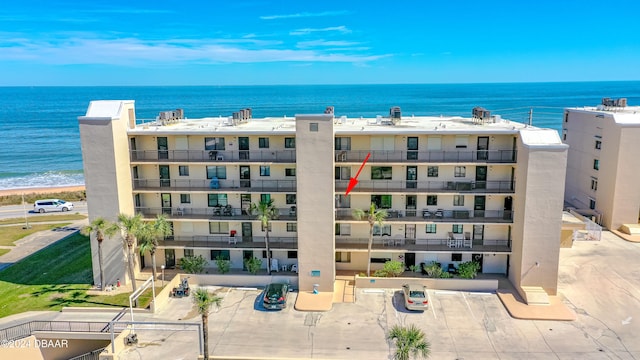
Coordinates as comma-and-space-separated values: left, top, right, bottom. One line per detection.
428, 291, 436, 320
461, 292, 477, 321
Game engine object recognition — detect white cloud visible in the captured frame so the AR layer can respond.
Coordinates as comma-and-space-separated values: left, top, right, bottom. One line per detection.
0, 37, 388, 65
296, 40, 361, 48
260, 10, 348, 20
289, 26, 351, 36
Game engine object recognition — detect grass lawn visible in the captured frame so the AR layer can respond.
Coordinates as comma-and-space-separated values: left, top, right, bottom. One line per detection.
0, 249, 9, 257
0, 214, 86, 226
0, 223, 72, 246
0, 233, 154, 318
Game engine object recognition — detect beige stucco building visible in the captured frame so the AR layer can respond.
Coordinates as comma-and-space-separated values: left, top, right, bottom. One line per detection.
563, 98, 640, 231
78, 101, 568, 300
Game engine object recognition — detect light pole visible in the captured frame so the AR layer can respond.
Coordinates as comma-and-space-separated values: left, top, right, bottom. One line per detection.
22, 193, 31, 229
161, 265, 165, 287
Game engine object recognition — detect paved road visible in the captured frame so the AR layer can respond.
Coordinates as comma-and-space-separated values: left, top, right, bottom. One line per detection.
0, 202, 88, 220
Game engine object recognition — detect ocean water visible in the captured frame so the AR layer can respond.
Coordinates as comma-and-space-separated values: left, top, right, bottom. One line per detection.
1, 82, 639, 190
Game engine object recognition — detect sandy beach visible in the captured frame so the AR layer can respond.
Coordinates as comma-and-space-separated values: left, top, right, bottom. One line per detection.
0, 185, 86, 197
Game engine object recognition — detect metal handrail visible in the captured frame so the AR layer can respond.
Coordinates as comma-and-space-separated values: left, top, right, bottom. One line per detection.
131, 149, 296, 163
133, 178, 296, 192
335, 149, 517, 163
335, 180, 515, 193
0, 321, 113, 342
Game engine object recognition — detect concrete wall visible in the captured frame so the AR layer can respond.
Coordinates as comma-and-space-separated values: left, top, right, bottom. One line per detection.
295, 114, 335, 292
511, 131, 568, 296
354, 275, 498, 292
79, 101, 136, 287
187, 273, 299, 288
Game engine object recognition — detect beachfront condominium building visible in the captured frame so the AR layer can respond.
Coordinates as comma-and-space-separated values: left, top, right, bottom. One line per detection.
563, 98, 640, 231
78, 101, 568, 301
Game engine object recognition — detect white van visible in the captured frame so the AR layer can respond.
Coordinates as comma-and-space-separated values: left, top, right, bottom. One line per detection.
34, 199, 74, 213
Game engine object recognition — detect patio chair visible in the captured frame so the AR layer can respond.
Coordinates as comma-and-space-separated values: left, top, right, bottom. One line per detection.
448, 264, 457, 274
270, 258, 279, 273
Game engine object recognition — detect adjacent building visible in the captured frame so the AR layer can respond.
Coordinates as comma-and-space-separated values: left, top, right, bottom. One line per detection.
79, 101, 568, 301
562, 98, 640, 231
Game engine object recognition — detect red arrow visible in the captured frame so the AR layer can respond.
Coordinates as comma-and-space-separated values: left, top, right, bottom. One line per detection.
345, 152, 371, 196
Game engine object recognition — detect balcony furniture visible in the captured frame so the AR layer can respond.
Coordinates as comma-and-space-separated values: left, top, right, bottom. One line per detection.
393, 235, 405, 246
337, 151, 347, 162
448, 264, 458, 274
435, 209, 444, 218
289, 206, 296, 216
210, 177, 220, 189
281, 264, 289, 272
209, 151, 217, 160
223, 205, 233, 216
216, 154, 224, 161
422, 209, 431, 218
228, 237, 237, 245
173, 207, 185, 216
290, 263, 298, 273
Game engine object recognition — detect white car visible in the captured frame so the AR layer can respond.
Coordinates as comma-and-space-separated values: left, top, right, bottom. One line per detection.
402, 283, 429, 311
34, 199, 74, 213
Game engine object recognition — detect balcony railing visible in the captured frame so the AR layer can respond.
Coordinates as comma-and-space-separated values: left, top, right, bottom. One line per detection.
335, 237, 511, 252
335, 180, 514, 193
336, 209, 513, 223
136, 206, 297, 221
133, 179, 296, 192
157, 235, 298, 249
131, 150, 296, 163
335, 149, 517, 163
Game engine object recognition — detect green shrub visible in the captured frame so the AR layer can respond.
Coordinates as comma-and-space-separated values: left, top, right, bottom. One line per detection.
422, 261, 445, 278
373, 260, 405, 277
409, 265, 420, 273
215, 256, 231, 274
244, 257, 262, 275
179, 255, 207, 274
457, 261, 481, 279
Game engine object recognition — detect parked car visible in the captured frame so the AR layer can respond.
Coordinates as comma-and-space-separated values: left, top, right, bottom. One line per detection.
33, 199, 74, 213
402, 283, 429, 311
263, 283, 290, 310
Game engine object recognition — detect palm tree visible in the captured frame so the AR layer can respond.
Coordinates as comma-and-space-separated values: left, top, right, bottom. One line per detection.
117, 213, 144, 295
138, 214, 172, 282
353, 202, 388, 276
249, 199, 278, 275
81, 217, 119, 290
194, 288, 222, 360
388, 324, 430, 360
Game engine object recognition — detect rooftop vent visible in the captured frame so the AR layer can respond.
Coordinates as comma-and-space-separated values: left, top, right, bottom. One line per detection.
601, 97, 627, 107
157, 109, 184, 125
324, 106, 335, 116
389, 106, 401, 125
230, 108, 252, 125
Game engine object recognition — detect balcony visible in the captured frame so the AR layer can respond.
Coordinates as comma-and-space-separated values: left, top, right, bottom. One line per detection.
133, 179, 296, 192
335, 209, 513, 223
131, 150, 296, 163
157, 235, 297, 249
335, 237, 511, 253
335, 180, 514, 193
136, 206, 298, 221
335, 149, 517, 164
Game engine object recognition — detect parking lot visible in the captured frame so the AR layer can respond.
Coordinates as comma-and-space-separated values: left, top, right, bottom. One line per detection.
119, 230, 640, 359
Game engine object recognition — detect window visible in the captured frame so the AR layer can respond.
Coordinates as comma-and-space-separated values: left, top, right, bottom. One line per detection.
595, 140, 601, 150
593, 159, 599, 170
591, 178, 598, 191
287, 251, 297, 259
589, 198, 596, 210
206, 166, 226, 179
371, 257, 391, 263
259, 137, 270, 148
310, 123, 318, 132
371, 166, 392, 180
426, 224, 437, 233
562, 130, 567, 141
211, 250, 230, 260
335, 195, 351, 208
335, 167, 350, 180
427, 195, 438, 206
260, 194, 271, 203
407, 137, 418, 150
259, 166, 270, 176
179, 166, 189, 176
262, 250, 273, 259
261, 223, 272, 232
371, 195, 392, 209
564, 112, 569, 123
451, 253, 462, 262
285, 168, 296, 176
204, 137, 225, 150
209, 222, 229, 234
454, 166, 466, 177
453, 195, 464, 206
373, 224, 392, 236
285, 137, 296, 148
286, 223, 297, 232
335, 252, 351, 263
427, 166, 439, 177
180, 194, 191, 204
334, 137, 351, 150
452, 224, 463, 234
286, 194, 296, 204
335, 223, 351, 235
184, 249, 194, 257
208, 194, 228, 207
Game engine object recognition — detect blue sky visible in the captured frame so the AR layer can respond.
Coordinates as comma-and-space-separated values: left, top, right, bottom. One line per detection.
2, 0, 640, 86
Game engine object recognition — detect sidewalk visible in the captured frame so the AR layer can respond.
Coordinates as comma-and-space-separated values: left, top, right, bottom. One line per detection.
0, 219, 88, 272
